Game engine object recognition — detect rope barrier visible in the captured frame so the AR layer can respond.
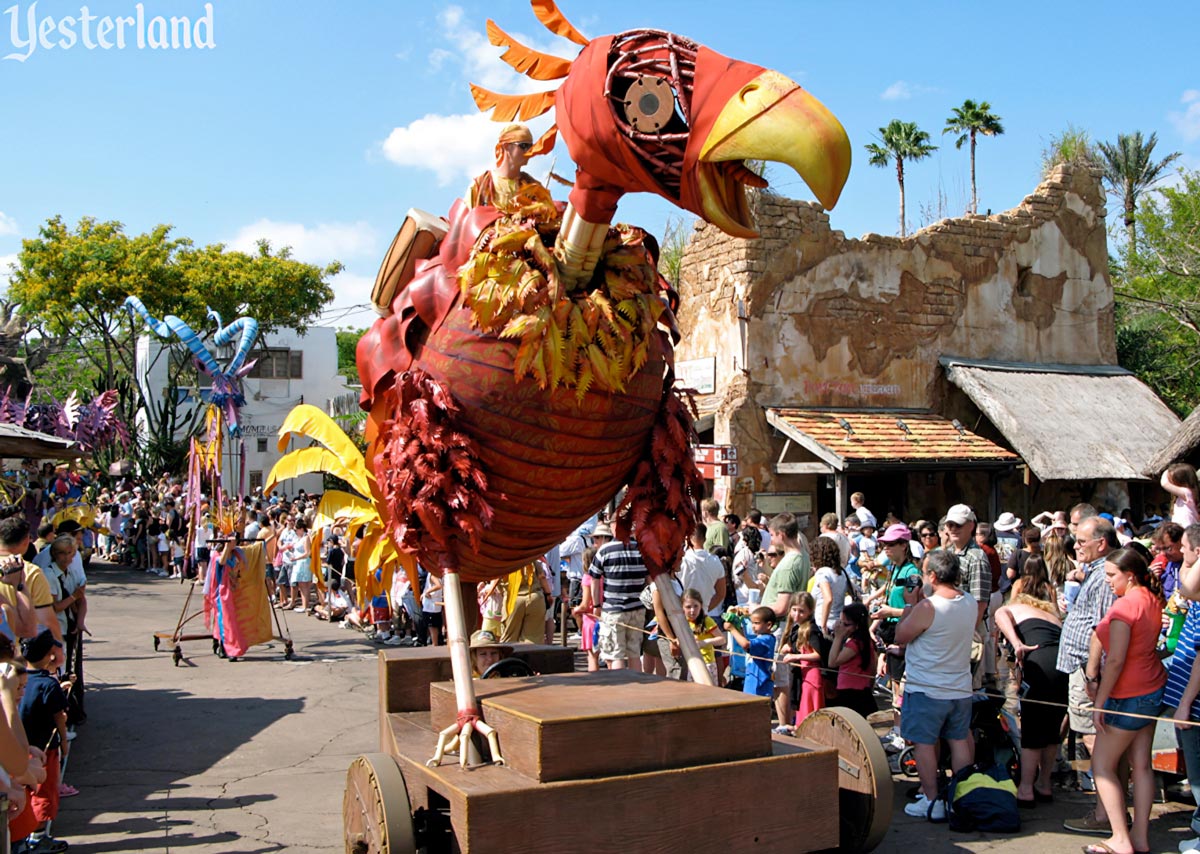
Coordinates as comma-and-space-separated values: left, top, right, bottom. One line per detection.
601, 613, 1192, 729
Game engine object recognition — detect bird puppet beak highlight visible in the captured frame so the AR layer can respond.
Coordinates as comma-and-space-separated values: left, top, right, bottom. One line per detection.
697, 70, 851, 238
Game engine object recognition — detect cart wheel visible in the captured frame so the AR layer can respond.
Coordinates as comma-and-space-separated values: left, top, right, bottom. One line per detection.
172, 647, 182, 667
153, 636, 160, 651
215, 641, 227, 660
794, 706, 892, 852
343, 753, 416, 854
481, 657, 534, 679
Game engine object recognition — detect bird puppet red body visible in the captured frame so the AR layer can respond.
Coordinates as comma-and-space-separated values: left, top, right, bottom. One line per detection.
354, 0, 850, 764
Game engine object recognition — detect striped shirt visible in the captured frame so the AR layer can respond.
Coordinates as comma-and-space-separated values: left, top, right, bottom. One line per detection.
1056, 557, 1115, 674
1165, 605, 1200, 720
589, 539, 648, 613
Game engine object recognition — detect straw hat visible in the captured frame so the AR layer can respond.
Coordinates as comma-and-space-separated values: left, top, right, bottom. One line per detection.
469, 630, 513, 657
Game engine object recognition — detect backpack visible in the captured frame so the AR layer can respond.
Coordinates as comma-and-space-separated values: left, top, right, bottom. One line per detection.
942, 763, 1020, 833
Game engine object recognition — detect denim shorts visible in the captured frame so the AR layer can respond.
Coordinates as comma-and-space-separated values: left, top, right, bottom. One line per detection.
900, 690, 973, 744
1102, 685, 1164, 731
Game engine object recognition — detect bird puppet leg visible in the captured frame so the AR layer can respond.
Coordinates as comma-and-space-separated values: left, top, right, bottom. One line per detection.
656, 580, 714, 686
427, 570, 505, 769
553, 202, 609, 290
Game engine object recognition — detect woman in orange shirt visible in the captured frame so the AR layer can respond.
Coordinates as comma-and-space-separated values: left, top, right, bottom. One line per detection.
1083, 547, 1167, 854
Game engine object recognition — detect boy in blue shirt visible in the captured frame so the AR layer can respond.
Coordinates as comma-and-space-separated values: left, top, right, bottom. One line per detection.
725, 606, 777, 697
19, 628, 69, 854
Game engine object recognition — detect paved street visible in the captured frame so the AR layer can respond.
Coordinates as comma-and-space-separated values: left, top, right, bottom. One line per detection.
56, 563, 379, 853
51, 563, 1200, 853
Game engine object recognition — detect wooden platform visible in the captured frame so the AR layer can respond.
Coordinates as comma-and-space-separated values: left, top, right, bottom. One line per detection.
384, 709, 839, 854
429, 670, 772, 782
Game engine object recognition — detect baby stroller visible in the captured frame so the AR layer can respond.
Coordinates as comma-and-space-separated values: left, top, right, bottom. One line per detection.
897, 691, 1021, 782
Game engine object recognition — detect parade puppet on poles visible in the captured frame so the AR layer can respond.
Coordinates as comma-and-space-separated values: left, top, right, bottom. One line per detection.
319, 0, 850, 773
125, 298, 293, 663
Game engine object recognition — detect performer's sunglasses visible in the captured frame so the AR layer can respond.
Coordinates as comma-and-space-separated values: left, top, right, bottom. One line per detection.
510, 142, 533, 151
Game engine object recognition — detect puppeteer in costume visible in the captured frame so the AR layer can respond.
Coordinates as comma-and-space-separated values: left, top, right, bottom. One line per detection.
203, 527, 273, 660
465, 123, 545, 209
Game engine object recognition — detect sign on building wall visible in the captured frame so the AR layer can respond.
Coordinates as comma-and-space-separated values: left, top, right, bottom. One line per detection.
753, 492, 814, 517
675, 357, 716, 395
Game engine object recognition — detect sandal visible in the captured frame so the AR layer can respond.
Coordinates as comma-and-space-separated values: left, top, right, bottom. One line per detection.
58, 783, 79, 797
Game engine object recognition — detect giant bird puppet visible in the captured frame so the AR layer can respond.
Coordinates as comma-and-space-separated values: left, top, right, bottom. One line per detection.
356, 0, 850, 767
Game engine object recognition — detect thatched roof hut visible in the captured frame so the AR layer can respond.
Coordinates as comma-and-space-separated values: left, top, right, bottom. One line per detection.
942, 358, 1180, 482
1145, 405, 1200, 477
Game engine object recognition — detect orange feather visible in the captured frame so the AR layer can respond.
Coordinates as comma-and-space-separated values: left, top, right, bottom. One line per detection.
529, 124, 558, 157
470, 84, 556, 122
486, 20, 573, 81
530, 0, 589, 46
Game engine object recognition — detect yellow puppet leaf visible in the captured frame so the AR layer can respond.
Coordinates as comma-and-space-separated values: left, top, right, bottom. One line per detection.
274, 405, 371, 495
265, 447, 370, 500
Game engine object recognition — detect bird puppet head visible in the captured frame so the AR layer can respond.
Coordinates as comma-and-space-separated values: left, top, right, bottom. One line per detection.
472, 1, 852, 237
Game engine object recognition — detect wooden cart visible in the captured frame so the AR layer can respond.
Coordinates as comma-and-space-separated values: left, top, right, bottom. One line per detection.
344, 647, 892, 853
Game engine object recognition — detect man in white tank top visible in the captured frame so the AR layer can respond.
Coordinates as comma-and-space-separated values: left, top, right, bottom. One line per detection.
895, 550, 979, 821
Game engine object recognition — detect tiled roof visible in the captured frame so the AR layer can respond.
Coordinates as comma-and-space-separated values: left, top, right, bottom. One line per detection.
770, 408, 1019, 465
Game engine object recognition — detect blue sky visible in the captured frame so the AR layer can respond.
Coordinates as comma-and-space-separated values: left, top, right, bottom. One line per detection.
1, 0, 1198, 329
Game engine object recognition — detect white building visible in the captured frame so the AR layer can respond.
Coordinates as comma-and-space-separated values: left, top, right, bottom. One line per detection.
137, 325, 352, 497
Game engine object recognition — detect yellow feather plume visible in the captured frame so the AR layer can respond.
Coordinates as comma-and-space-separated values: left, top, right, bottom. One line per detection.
275, 404, 373, 495
264, 447, 370, 500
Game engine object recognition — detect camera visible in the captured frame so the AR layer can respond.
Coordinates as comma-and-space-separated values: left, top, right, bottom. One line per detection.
904, 574, 923, 591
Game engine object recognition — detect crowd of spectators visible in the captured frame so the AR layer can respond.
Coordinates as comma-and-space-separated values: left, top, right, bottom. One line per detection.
15, 456, 1200, 849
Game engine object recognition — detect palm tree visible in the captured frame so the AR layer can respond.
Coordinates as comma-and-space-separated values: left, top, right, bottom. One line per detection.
1096, 131, 1181, 253
943, 100, 1004, 215
865, 120, 938, 236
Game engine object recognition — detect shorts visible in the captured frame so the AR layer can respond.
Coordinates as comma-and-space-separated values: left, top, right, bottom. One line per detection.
290, 558, 314, 584
423, 610, 444, 630
30, 746, 60, 822
900, 691, 973, 744
277, 563, 292, 585
1102, 685, 1165, 731
772, 622, 792, 693
598, 607, 645, 662
1068, 667, 1096, 735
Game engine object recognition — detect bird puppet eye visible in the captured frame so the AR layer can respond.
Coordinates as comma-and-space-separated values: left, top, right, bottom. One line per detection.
622, 75, 680, 133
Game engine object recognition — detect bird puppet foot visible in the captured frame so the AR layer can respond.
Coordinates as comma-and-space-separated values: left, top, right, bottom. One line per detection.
426, 711, 504, 769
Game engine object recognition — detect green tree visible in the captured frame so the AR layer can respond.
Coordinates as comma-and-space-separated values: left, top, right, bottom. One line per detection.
1040, 124, 1099, 177
657, 215, 693, 291
865, 120, 938, 237
8, 216, 342, 471
1097, 131, 1181, 253
1113, 169, 1200, 414
943, 99, 1004, 215
336, 328, 365, 385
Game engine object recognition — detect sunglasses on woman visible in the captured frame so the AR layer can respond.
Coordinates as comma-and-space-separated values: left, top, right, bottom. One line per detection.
509, 142, 533, 152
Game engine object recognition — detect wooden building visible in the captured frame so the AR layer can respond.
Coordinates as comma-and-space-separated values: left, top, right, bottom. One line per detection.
673, 164, 1180, 528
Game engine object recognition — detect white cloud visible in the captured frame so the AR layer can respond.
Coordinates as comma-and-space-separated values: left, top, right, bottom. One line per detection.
379, 4, 571, 184
326, 271, 377, 315
0, 213, 17, 237
227, 220, 378, 265
1168, 89, 1200, 142
880, 80, 938, 101
382, 112, 500, 186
